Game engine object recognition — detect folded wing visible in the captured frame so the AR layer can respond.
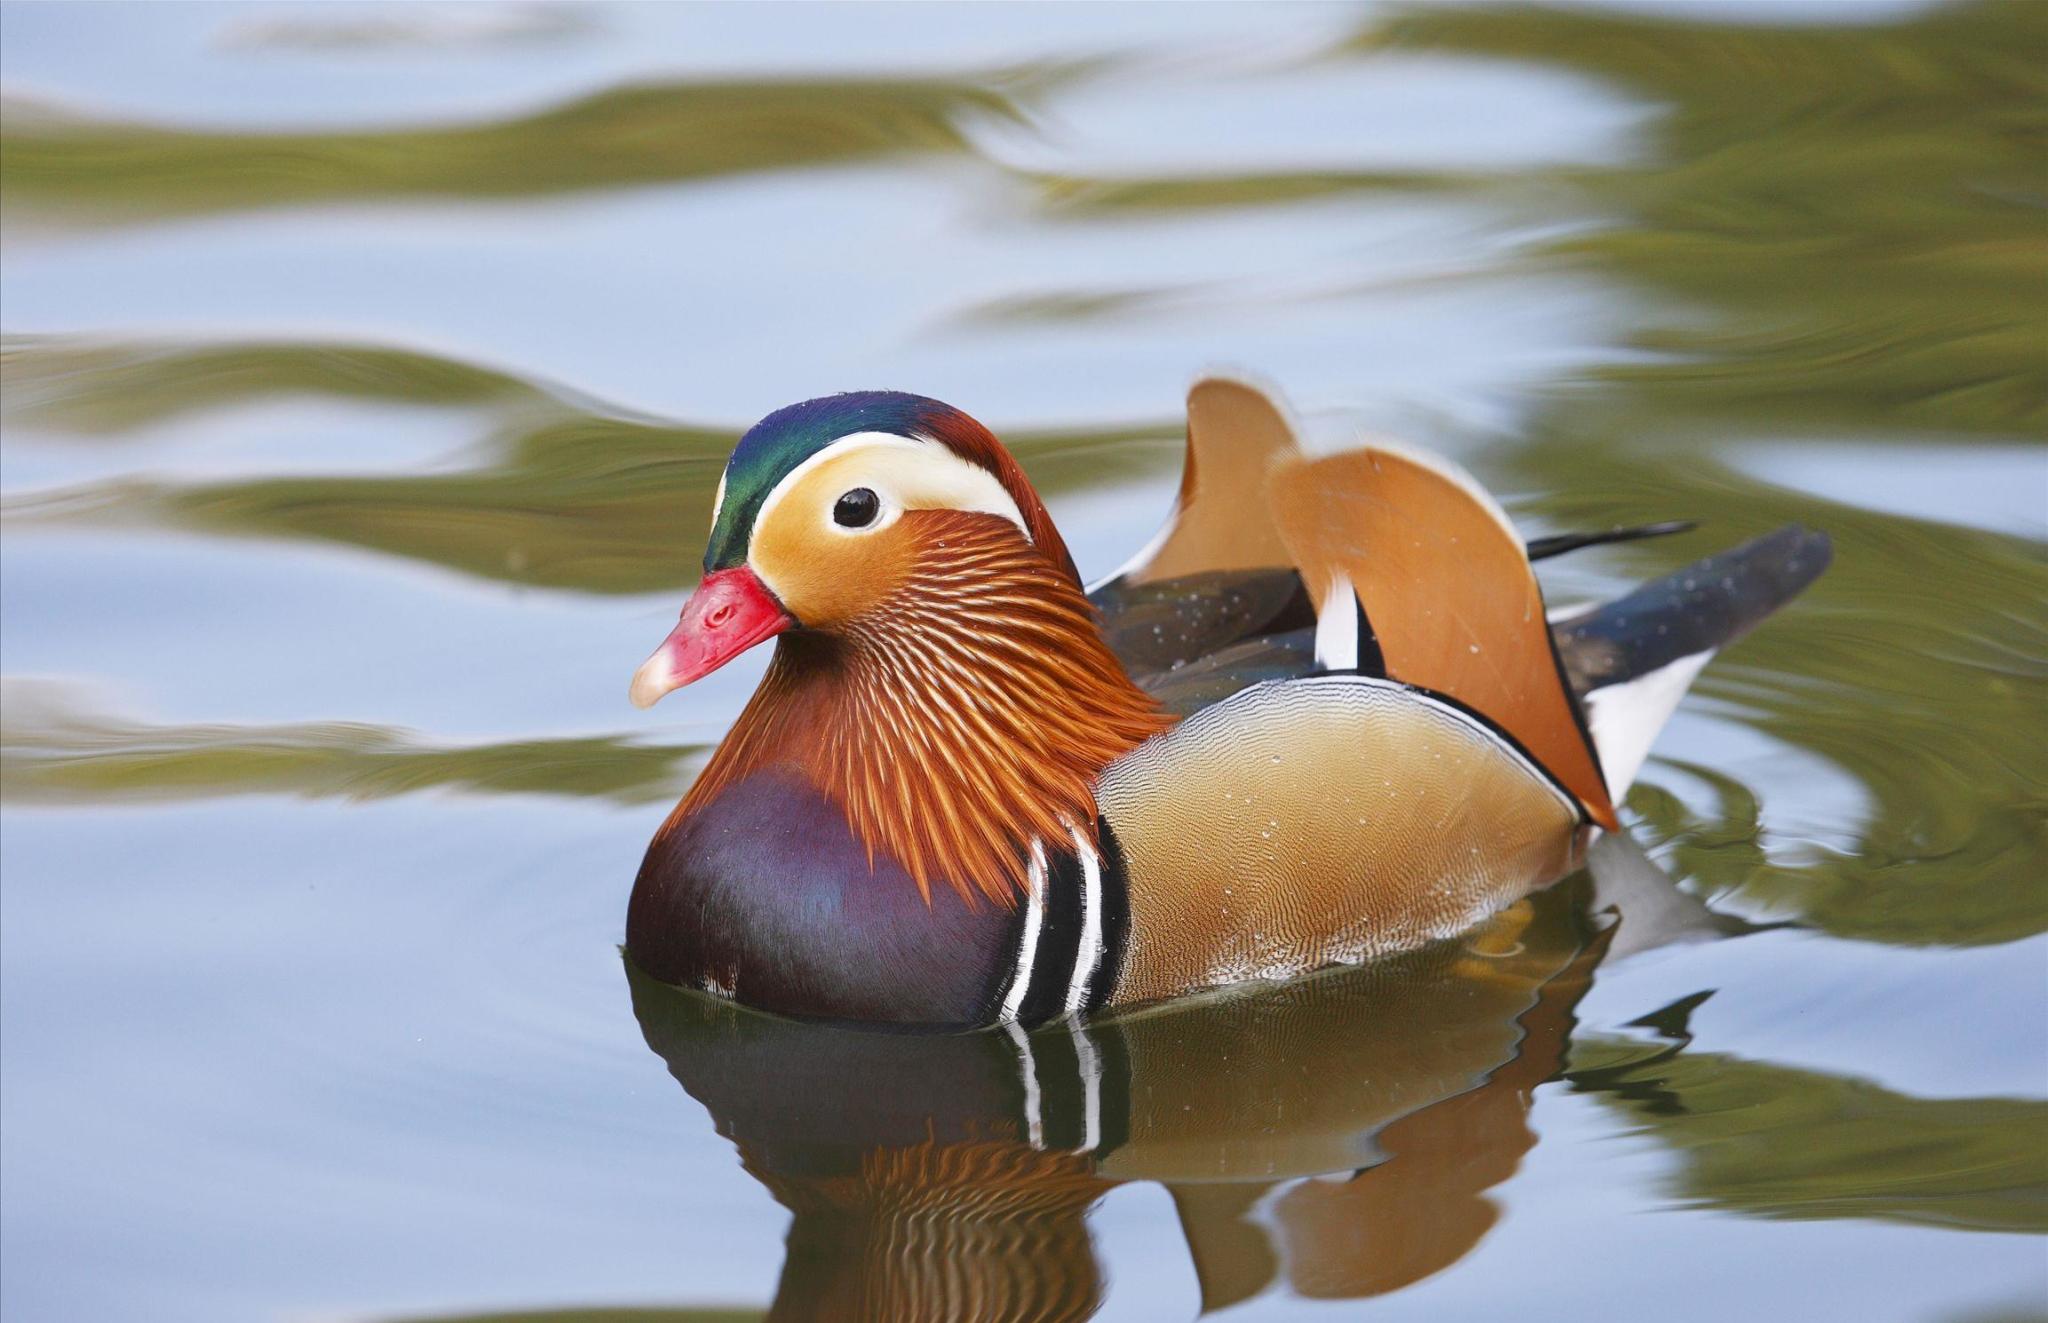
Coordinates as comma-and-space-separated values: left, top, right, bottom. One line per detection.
1266, 443, 1617, 828
1099, 374, 1304, 587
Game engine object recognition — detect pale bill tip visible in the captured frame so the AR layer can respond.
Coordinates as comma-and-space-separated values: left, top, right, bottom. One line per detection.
628, 653, 677, 710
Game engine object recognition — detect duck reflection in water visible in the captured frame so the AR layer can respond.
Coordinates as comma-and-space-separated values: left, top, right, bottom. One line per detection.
628, 835, 1739, 1320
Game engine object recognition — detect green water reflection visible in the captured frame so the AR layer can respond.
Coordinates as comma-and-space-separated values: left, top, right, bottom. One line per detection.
1571, 1031, 2048, 1234
1376, 0, 2048, 439
1, 70, 1049, 226
0, 682, 698, 805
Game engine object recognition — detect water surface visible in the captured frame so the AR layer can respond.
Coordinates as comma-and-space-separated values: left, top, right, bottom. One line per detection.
2, 3, 2044, 1320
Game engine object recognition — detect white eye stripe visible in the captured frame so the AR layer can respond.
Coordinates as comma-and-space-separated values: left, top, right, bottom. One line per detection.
747, 431, 1030, 562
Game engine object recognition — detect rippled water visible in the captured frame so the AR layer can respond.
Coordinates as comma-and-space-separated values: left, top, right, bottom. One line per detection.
3, 3, 2044, 1320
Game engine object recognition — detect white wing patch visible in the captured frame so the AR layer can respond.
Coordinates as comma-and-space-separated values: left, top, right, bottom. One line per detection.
1313, 570, 1361, 671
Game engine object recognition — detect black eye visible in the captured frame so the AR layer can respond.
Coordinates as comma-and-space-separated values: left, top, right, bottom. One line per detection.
833, 487, 881, 529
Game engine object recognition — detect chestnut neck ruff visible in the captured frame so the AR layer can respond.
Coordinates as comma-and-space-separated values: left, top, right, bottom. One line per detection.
671, 512, 1173, 907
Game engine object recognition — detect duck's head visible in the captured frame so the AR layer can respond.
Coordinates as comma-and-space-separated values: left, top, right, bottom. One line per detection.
630, 391, 1079, 708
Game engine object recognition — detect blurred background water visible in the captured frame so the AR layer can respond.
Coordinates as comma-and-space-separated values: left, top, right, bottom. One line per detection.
2, 2, 2045, 1320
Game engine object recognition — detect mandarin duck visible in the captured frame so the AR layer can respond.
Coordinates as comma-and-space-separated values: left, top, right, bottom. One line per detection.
626, 377, 1829, 1029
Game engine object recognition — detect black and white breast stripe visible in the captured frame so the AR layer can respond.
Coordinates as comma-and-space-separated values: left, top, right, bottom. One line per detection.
995, 819, 1130, 1029
1002, 1016, 1131, 1157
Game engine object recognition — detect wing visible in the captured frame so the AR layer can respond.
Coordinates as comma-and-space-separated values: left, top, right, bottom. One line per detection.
1090, 374, 1316, 685
1097, 373, 1304, 588
1266, 444, 1618, 829
1094, 569, 1315, 689
1097, 675, 1586, 1008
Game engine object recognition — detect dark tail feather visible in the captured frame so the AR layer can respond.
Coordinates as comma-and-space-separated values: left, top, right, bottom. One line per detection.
1552, 524, 1833, 695
1526, 520, 1697, 562
1552, 525, 1831, 797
